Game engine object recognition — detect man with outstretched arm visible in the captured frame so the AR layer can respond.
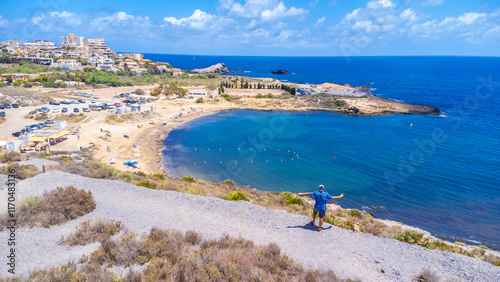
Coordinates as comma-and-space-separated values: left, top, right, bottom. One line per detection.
298, 185, 344, 231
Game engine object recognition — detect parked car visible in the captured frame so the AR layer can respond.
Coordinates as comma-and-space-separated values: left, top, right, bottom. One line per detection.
38, 122, 48, 128
60, 101, 70, 105
114, 103, 122, 107
21, 128, 32, 134
38, 107, 50, 113
83, 108, 90, 112
52, 108, 60, 113
49, 101, 60, 105
45, 119, 55, 124
0, 111, 5, 117
12, 132, 22, 137
138, 101, 146, 105
78, 99, 86, 103
0, 105, 4, 109
4, 103, 11, 109
12, 103, 18, 108
61, 107, 68, 113
73, 108, 79, 113
70, 101, 76, 104
91, 99, 96, 103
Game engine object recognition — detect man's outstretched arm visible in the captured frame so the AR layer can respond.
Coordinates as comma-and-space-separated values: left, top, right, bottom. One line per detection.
297, 192, 311, 196
331, 193, 344, 199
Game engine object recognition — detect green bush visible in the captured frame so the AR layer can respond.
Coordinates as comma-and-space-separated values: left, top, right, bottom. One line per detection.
255, 93, 263, 98
152, 173, 166, 179
347, 209, 361, 217
281, 192, 303, 206
219, 93, 233, 101
182, 176, 195, 182
222, 179, 236, 185
266, 93, 274, 99
227, 190, 249, 201
334, 100, 347, 107
137, 180, 156, 189
196, 97, 204, 103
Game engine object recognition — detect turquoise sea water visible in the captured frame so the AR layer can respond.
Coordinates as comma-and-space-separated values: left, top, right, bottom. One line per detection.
159, 56, 500, 249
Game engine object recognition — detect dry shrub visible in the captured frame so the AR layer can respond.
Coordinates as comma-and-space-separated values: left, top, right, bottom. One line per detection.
0, 152, 21, 163
0, 186, 96, 229
59, 219, 123, 246
23, 262, 118, 282
56, 161, 119, 179
415, 268, 441, 282
0, 163, 39, 179
84, 229, 345, 281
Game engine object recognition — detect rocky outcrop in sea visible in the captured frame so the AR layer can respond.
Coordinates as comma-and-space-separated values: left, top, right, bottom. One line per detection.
191, 63, 240, 74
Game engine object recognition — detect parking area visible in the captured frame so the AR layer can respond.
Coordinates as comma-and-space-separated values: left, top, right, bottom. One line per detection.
0, 88, 155, 141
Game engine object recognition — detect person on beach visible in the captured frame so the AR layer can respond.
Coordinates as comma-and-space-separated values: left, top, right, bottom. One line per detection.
298, 185, 344, 231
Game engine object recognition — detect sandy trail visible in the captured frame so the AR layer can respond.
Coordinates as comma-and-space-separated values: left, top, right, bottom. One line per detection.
0, 171, 498, 281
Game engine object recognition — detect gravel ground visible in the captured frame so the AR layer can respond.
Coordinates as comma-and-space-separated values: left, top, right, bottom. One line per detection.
0, 170, 499, 281
0, 158, 59, 172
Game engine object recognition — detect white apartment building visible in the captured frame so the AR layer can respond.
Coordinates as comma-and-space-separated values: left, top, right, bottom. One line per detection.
61, 33, 85, 48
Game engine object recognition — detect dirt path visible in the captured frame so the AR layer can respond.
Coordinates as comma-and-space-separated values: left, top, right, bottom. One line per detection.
1, 171, 498, 281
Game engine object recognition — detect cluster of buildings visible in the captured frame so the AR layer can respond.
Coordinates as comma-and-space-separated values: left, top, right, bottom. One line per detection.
0, 33, 173, 74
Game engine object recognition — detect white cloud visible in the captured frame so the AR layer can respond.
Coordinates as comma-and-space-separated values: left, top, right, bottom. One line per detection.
221, 0, 306, 21
367, 0, 395, 10
30, 10, 82, 31
422, 0, 444, 6
91, 12, 150, 33
400, 9, 418, 22
344, 8, 361, 21
0, 15, 7, 27
457, 12, 486, 25
163, 9, 215, 30
316, 17, 326, 25
261, 2, 306, 21
352, 20, 380, 33
49, 11, 74, 18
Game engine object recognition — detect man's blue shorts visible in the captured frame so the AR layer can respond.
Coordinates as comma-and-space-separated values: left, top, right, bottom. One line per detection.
314, 209, 326, 219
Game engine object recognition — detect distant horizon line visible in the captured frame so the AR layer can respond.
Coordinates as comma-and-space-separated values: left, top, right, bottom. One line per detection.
116, 52, 500, 58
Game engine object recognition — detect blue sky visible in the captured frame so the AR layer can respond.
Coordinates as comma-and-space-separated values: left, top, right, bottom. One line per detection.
0, 0, 499, 56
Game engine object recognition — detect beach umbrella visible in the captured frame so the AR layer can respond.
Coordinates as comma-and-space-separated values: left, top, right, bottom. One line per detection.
110, 158, 116, 161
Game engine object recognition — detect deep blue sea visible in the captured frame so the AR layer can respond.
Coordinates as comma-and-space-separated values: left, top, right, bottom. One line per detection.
151, 54, 500, 249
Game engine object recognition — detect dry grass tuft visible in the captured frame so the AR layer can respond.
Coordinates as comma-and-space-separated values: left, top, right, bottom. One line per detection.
0, 163, 39, 179
83, 228, 345, 281
0, 152, 21, 163
59, 219, 123, 246
0, 186, 96, 229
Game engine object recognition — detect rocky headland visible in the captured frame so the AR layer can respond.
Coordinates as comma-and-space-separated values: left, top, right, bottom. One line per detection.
191, 63, 240, 74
